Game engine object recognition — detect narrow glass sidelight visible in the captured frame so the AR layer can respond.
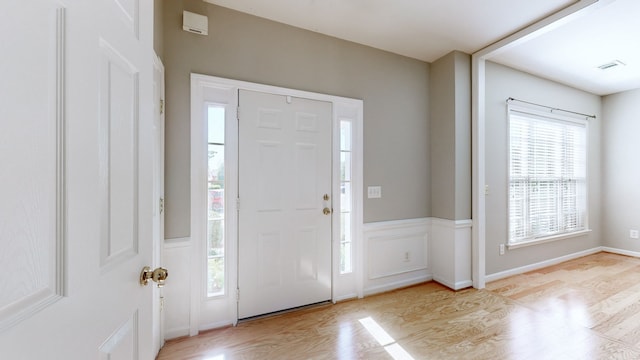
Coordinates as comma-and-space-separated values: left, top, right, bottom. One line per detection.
207, 105, 225, 297
340, 120, 353, 274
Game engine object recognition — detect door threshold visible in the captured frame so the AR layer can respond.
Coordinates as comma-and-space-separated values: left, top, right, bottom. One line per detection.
238, 300, 332, 323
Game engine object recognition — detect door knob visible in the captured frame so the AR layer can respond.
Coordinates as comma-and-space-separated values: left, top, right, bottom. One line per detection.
140, 266, 169, 287
323, 207, 332, 215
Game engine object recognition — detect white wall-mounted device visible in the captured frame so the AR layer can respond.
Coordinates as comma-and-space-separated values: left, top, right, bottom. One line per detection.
183, 11, 208, 35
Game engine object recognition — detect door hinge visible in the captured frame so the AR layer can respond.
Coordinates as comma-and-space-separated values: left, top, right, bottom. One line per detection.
159, 197, 165, 214
236, 106, 240, 120
236, 198, 240, 210
236, 288, 240, 302
160, 99, 165, 115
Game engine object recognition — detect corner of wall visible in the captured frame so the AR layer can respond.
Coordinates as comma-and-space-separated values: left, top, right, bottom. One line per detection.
430, 218, 472, 290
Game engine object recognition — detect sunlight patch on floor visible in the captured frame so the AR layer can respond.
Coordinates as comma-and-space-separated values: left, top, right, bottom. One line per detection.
359, 317, 416, 360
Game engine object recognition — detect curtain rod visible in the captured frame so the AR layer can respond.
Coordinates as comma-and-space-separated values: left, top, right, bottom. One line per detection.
507, 97, 596, 119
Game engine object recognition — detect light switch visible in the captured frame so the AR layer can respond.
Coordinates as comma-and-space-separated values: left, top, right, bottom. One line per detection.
368, 186, 382, 199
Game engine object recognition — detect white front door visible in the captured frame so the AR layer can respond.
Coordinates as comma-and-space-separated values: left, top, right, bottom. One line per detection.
238, 90, 333, 319
0, 0, 158, 358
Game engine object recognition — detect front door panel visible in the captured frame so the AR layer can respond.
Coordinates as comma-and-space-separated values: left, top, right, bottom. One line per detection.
238, 90, 332, 319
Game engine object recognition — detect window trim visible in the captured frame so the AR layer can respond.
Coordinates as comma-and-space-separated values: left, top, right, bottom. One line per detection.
506, 104, 590, 247
507, 229, 591, 250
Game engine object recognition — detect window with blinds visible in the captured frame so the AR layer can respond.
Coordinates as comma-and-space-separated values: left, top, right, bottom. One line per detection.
508, 107, 588, 245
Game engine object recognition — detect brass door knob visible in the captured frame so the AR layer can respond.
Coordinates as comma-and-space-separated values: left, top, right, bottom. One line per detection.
140, 266, 169, 287
323, 207, 331, 215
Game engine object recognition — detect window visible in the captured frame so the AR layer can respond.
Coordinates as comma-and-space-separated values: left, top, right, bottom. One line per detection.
340, 120, 353, 274
207, 105, 225, 296
508, 107, 587, 245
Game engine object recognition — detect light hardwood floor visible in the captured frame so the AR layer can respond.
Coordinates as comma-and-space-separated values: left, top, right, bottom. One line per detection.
157, 252, 640, 359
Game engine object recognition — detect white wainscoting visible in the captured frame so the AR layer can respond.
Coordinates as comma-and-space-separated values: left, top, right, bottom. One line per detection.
430, 218, 473, 290
163, 237, 192, 339
363, 218, 431, 296
163, 217, 479, 339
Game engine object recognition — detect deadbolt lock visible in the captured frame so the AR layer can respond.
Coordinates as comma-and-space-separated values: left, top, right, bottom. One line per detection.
140, 266, 169, 288
323, 194, 330, 201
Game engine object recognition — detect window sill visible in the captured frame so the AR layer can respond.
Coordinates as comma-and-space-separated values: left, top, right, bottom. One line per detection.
507, 229, 592, 250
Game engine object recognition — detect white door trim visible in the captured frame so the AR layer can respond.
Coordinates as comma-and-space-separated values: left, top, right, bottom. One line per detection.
190, 74, 363, 332
152, 52, 165, 352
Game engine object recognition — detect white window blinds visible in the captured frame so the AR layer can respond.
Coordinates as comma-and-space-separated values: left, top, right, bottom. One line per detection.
508, 107, 588, 244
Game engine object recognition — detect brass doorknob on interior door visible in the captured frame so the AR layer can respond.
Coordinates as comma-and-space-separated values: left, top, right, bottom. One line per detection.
140, 266, 169, 287
323, 207, 331, 215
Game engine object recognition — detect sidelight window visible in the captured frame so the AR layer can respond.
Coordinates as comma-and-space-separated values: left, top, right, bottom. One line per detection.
340, 120, 353, 274
207, 105, 225, 297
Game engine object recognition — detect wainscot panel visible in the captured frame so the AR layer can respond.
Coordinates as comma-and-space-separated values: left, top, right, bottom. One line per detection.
163, 237, 192, 339
363, 218, 431, 296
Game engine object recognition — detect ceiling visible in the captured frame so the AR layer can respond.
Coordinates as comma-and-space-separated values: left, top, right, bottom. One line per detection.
204, 0, 640, 96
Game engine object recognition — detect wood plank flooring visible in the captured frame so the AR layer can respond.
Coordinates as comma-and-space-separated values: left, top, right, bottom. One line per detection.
157, 252, 640, 359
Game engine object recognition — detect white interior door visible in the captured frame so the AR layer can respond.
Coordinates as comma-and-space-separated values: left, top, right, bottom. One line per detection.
238, 90, 333, 319
0, 0, 159, 359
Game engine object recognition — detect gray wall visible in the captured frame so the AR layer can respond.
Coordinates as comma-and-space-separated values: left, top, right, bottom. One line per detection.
453, 53, 471, 221
602, 89, 640, 251
429, 51, 471, 221
153, 0, 163, 59
163, 1, 431, 238
484, 61, 602, 275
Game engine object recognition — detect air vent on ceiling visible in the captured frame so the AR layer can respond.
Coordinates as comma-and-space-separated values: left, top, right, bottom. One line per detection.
597, 60, 626, 70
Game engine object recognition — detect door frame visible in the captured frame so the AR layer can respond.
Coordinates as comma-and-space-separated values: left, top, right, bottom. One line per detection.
152, 53, 165, 352
190, 74, 363, 332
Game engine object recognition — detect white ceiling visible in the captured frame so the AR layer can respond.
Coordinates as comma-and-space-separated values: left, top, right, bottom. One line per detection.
204, 0, 640, 96
490, 0, 640, 95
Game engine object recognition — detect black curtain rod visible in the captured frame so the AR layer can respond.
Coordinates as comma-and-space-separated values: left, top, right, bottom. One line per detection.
507, 97, 596, 119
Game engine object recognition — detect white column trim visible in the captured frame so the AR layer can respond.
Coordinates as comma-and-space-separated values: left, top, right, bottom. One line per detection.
470, 0, 608, 290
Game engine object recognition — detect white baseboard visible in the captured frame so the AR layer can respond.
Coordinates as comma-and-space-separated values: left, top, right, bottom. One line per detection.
199, 320, 234, 333
165, 326, 191, 340
363, 275, 432, 297
456, 280, 473, 289
334, 293, 358, 303
601, 246, 640, 258
433, 275, 472, 290
485, 247, 602, 283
